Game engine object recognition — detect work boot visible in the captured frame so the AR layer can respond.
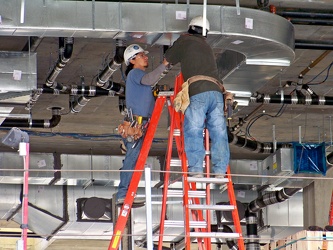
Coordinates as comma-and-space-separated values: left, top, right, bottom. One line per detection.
188, 172, 204, 178
116, 197, 145, 208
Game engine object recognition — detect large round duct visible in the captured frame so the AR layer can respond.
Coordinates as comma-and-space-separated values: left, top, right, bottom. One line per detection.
83, 197, 106, 219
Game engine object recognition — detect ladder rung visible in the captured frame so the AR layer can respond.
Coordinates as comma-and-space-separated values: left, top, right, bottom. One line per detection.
187, 176, 229, 184
173, 129, 180, 136
188, 204, 235, 211
164, 220, 207, 228
167, 189, 206, 198
170, 158, 182, 167
190, 232, 241, 238
152, 200, 182, 205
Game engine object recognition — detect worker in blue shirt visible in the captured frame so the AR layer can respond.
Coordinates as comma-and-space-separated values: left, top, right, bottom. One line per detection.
116, 44, 169, 206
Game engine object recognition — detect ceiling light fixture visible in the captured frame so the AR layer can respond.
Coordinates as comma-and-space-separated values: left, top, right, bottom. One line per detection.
246, 58, 291, 67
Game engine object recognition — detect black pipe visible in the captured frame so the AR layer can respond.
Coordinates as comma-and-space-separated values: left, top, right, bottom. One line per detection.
0, 108, 61, 128
45, 37, 74, 92
244, 188, 301, 249
227, 129, 274, 154
288, 18, 333, 26
220, 225, 238, 250
71, 96, 91, 113
295, 39, 333, 50
113, 39, 126, 64
70, 85, 124, 96
96, 39, 125, 90
327, 151, 333, 165
245, 210, 259, 250
211, 224, 238, 250
251, 94, 333, 106
247, 188, 301, 213
276, 11, 333, 19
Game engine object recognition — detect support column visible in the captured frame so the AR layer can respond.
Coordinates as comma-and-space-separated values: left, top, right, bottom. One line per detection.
303, 167, 333, 229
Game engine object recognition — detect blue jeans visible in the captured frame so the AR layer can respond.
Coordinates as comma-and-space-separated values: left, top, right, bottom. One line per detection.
116, 136, 144, 200
184, 91, 230, 175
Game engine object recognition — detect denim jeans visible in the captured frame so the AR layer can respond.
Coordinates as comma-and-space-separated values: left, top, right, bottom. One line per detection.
184, 91, 230, 175
116, 136, 144, 200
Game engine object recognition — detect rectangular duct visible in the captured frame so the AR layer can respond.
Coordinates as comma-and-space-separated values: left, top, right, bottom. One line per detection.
261, 148, 314, 188
0, 51, 37, 92
0, 152, 54, 185
260, 191, 303, 243
58, 154, 161, 187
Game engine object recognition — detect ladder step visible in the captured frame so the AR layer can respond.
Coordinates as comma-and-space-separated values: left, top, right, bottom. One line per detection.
167, 189, 206, 198
187, 176, 229, 184
164, 220, 207, 228
170, 158, 182, 167
190, 232, 241, 239
173, 129, 180, 136
188, 204, 235, 211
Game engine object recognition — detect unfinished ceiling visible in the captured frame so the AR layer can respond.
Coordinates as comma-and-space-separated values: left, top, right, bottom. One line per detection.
0, 0, 333, 249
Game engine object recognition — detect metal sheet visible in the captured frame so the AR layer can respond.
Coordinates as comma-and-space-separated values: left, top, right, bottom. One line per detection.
0, 51, 36, 92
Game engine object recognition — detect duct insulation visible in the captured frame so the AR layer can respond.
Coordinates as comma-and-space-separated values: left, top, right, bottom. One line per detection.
247, 188, 301, 213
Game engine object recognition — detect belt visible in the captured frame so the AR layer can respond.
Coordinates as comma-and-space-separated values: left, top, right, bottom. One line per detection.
187, 75, 226, 93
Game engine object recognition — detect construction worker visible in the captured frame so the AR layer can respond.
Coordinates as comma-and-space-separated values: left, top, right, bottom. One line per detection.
116, 44, 169, 206
164, 16, 230, 178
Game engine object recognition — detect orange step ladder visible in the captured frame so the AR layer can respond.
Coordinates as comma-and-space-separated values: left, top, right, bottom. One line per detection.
109, 73, 244, 250
157, 74, 245, 250
108, 90, 172, 250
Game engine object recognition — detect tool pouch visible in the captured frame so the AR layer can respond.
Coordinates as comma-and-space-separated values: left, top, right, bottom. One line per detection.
173, 80, 190, 114
173, 75, 235, 116
117, 121, 143, 141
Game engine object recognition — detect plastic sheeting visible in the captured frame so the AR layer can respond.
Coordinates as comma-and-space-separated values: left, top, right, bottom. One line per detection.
293, 142, 326, 175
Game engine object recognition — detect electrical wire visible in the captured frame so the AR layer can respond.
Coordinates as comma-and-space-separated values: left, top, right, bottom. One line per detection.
305, 61, 333, 85
245, 103, 287, 140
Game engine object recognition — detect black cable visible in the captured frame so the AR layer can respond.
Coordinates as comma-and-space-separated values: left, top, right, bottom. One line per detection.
246, 103, 287, 140
305, 61, 333, 85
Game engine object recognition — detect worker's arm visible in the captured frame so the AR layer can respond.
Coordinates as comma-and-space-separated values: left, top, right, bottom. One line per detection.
141, 59, 169, 86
